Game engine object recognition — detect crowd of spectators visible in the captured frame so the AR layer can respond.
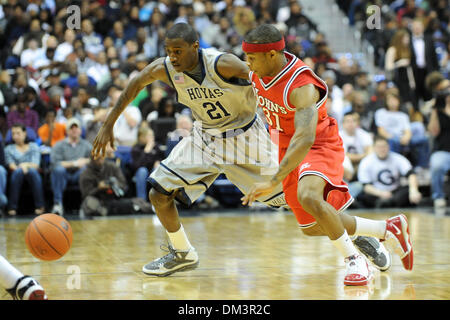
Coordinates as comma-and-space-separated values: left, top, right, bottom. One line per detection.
0, 0, 448, 216
335, 0, 449, 214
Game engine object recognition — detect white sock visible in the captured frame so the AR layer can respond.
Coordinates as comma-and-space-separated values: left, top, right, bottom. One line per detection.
331, 230, 359, 258
167, 224, 192, 251
354, 217, 387, 239
0, 254, 24, 289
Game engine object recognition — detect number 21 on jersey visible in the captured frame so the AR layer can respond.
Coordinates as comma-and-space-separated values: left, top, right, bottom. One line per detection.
262, 107, 284, 132
203, 101, 231, 120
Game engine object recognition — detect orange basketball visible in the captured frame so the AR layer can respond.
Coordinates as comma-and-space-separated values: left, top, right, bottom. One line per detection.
25, 213, 73, 261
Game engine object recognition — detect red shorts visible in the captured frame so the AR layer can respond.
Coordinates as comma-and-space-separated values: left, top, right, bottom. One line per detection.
279, 120, 353, 228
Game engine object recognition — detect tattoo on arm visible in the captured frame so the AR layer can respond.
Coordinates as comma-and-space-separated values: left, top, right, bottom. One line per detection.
270, 105, 317, 185
268, 85, 319, 185
296, 106, 315, 127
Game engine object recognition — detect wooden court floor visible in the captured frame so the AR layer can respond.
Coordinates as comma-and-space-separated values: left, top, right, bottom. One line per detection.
0, 209, 449, 300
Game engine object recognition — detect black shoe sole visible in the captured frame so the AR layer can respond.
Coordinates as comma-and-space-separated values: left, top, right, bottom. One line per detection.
354, 236, 390, 271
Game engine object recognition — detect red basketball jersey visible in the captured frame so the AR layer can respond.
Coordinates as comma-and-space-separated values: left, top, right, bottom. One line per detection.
250, 52, 352, 227
250, 52, 329, 148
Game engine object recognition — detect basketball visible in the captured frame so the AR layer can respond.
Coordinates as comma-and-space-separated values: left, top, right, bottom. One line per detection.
25, 214, 73, 261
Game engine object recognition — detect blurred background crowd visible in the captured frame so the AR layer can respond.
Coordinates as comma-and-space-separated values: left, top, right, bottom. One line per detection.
0, 0, 448, 217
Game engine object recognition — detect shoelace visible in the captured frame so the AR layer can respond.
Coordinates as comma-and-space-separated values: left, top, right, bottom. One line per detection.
154, 243, 188, 266
156, 244, 177, 261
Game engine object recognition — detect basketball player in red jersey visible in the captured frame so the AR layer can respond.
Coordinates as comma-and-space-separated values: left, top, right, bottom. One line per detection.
241, 24, 414, 286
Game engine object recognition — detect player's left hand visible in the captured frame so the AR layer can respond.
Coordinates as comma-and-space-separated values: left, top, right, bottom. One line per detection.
92, 122, 115, 160
241, 181, 276, 206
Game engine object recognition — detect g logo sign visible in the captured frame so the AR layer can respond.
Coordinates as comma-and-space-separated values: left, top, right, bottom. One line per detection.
377, 169, 396, 186
347, 145, 358, 154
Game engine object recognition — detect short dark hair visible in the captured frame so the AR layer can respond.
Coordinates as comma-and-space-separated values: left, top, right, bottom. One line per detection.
166, 23, 198, 44
343, 110, 357, 118
374, 135, 388, 144
11, 123, 26, 132
244, 24, 283, 45
45, 108, 56, 117
24, 86, 37, 95
16, 93, 27, 103
386, 90, 400, 100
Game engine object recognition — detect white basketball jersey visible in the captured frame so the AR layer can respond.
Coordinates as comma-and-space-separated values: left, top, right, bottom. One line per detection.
164, 48, 256, 133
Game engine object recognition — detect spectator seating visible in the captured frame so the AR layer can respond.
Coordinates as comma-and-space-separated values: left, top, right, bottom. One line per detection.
0, 0, 447, 214
150, 117, 177, 145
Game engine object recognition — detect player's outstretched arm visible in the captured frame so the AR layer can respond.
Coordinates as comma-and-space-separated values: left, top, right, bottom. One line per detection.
92, 58, 168, 159
215, 53, 251, 80
242, 84, 319, 205
269, 84, 319, 186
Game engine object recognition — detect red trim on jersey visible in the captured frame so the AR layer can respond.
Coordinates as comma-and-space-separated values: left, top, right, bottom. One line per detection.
242, 39, 285, 53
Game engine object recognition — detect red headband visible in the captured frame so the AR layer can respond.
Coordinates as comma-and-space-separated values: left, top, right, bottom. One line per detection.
242, 38, 285, 53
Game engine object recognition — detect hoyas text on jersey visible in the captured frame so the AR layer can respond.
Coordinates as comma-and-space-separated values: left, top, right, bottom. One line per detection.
186, 87, 224, 100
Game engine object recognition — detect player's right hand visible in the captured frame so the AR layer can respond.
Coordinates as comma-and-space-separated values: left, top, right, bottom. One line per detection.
92, 123, 115, 160
241, 181, 276, 206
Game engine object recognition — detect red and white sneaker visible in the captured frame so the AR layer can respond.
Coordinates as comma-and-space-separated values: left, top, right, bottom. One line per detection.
6, 276, 48, 300
384, 214, 413, 270
344, 254, 372, 286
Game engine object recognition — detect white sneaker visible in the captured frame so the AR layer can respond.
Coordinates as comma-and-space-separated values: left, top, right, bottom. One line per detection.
6, 276, 47, 300
344, 254, 372, 286
142, 244, 199, 276
52, 203, 64, 216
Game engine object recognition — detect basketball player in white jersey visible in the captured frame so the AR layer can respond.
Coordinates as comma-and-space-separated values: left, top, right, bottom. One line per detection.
93, 23, 285, 276
92, 23, 390, 277
0, 254, 47, 299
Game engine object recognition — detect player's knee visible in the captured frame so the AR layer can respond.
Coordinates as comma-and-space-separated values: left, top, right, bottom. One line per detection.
149, 188, 173, 209
298, 191, 322, 216
301, 225, 323, 237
